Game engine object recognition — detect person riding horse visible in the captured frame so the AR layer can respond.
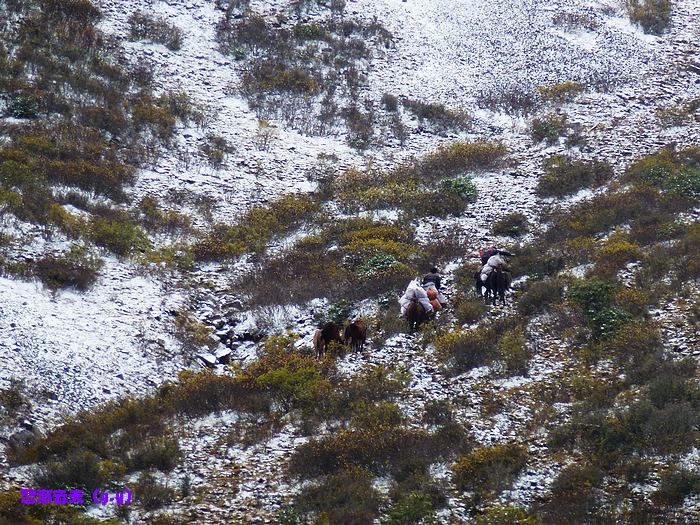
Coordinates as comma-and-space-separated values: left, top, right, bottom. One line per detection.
479, 248, 514, 283
475, 247, 514, 305
422, 266, 442, 291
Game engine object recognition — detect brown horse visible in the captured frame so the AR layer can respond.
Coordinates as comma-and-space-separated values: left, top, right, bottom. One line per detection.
312, 321, 342, 358
344, 320, 367, 353
405, 301, 428, 333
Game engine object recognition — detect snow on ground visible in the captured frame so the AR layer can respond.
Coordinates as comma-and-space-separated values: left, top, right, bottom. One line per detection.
0, 260, 184, 420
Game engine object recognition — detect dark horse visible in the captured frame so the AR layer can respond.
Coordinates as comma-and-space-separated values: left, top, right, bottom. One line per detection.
313, 321, 342, 358
344, 320, 367, 353
474, 270, 512, 306
405, 301, 428, 333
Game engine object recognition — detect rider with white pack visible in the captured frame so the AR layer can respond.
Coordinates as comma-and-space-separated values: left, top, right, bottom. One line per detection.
480, 249, 513, 282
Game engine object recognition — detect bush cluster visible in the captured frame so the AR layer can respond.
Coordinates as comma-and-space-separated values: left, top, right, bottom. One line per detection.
492, 212, 529, 237
531, 113, 568, 145
217, 5, 393, 146
626, 0, 671, 34
625, 146, 700, 201
401, 97, 471, 131
568, 277, 632, 339
536, 155, 613, 198
434, 317, 522, 373
0, 1, 202, 266
193, 193, 320, 261
537, 81, 585, 103
452, 444, 528, 499
34, 245, 103, 292
240, 217, 428, 305
331, 140, 504, 219
128, 11, 184, 50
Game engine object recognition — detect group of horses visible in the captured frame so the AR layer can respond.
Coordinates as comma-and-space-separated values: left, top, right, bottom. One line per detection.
406, 269, 512, 332
312, 319, 367, 358
311, 269, 512, 356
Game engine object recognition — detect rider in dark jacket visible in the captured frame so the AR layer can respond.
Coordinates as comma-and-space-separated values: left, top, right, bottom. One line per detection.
422, 267, 441, 291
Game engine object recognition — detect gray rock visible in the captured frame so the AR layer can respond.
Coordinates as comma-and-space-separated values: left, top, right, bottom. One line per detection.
197, 353, 218, 367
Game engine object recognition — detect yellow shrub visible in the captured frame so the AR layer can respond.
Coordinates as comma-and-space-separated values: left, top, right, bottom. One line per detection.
537, 81, 585, 103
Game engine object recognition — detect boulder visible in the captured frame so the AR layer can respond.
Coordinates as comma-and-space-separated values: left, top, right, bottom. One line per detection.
196, 353, 217, 367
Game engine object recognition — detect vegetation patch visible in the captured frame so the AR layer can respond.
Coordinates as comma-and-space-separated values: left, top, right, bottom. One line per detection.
217, 4, 393, 146
128, 11, 184, 50
492, 212, 529, 237
537, 81, 585, 103
34, 245, 103, 292
536, 155, 613, 198
626, 0, 671, 34
452, 444, 528, 500
401, 98, 471, 132
193, 194, 321, 261
531, 113, 568, 145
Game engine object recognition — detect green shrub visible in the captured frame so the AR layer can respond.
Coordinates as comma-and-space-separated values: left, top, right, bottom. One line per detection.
493, 212, 529, 236
441, 176, 478, 200
381, 491, 434, 525
666, 167, 700, 198
125, 436, 181, 472
435, 326, 496, 372
476, 505, 538, 525
537, 81, 585, 103
517, 277, 565, 316
652, 467, 700, 506
536, 155, 613, 197
497, 327, 530, 376
356, 252, 401, 277
568, 277, 614, 313
531, 114, 567, 145
328, 299, 354, 324
295, 467, 382, 524
90, 216, 148, 256
452, 444, 528, 497
625, 148, 700, 200
135, 471, 175, 511
626, 0, 671, 34
128, 11, 184, 50
588, 306, 632, 339
7, 95, 38, 118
